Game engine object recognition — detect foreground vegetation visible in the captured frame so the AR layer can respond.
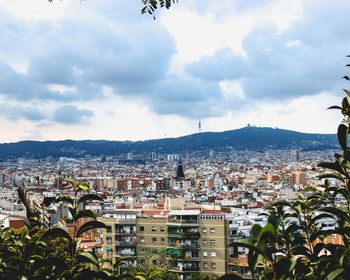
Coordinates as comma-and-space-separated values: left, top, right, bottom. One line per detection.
228, 64, 350, 280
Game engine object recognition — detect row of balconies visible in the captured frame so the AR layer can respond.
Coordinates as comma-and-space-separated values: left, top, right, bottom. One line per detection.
168, 231, 201, 238
115, 240, 137, 246
168, 218, 198, 224
168, 242, 200, 250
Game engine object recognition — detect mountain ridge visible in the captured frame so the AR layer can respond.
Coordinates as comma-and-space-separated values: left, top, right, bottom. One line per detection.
0, 126, 338, 159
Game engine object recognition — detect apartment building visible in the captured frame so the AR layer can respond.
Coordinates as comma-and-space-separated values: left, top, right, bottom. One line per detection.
99, 210, 139, 268
167, 210, 201, 278
98, 208, 266, 279
199, 210, 227, 276
136, 210, 169, 266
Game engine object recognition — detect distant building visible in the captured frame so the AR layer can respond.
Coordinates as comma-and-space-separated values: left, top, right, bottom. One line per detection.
127, 153, 134, 160
291, 149, 301, 162
290, 171, 307, 187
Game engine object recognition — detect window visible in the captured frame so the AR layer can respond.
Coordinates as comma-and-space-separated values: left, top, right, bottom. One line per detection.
203, 251, 208, 257
211, 251, 216, 257
152, 226, 156, 232
211, 263, 217, 269
160, 238, 165, 244
210, 228, 215, 233
202, 228, 207, 233
106, 237, 112, 244
140, 237, 145, 243
140, 226, 144, 232
203, 262, 208, 269
106, 226, 112, 233
152, 237, 157, 244
203, 239, 208, 245
140, 247, 145, 254
210, 240, 216, 246
160, 227, 165, 232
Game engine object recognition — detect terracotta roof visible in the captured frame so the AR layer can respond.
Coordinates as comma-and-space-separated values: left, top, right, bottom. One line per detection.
201, 210, 225, 214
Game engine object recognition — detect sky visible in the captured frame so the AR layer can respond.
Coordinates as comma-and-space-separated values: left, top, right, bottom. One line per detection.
0, 0, 349, 143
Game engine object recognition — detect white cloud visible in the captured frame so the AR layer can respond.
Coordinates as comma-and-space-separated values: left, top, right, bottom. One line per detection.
0, 0, 348, 142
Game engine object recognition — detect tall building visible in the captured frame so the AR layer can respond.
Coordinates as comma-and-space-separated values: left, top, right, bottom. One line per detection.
199, 210, 227, 276
98, 209, 266, 279
291, 149, 301, 162
100, 210, 139, 269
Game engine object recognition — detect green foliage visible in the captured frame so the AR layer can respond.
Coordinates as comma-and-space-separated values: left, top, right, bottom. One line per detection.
229, 62, 350, 279
0, 180, 109, 279
189, 272, 219, 280
47, 1, 178, 20
141, 0, 178, 19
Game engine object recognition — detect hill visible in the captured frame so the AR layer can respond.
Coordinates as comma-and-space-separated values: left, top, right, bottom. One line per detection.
0, 127, 338, 159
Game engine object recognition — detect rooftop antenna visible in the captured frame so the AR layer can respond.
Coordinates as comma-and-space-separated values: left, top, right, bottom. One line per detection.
198, 118, 202, 133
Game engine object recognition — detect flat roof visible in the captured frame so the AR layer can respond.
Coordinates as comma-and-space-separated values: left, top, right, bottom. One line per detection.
168, 210, 201, 215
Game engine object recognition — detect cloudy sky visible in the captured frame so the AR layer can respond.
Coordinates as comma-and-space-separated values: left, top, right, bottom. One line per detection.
0, 0, 349, 143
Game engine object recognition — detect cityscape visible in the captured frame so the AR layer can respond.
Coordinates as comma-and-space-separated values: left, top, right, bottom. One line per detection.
0, 146, 341, 279
1, 1, 350, 280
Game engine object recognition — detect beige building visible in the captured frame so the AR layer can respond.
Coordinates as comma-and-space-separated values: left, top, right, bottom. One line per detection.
199, 210, 227, 276
99, 210, 139, 268
99, 209, 232, 279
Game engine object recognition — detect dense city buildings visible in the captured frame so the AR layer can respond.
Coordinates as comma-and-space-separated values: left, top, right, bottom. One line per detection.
0, 148, 340, 278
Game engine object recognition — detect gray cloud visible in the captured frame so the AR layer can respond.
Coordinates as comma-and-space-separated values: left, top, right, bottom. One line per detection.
0, 5, 175, 103
145, 76, 226, 117
0, 103, 46, 121
52, 105, 94, 125
0, 0, 349, 123
186, 1, 350, 101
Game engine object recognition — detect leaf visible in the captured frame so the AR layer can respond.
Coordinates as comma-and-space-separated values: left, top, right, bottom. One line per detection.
317, 173, 344, 182
77, 251, 99, 267
338, 124, 348, 150
310, 213, 337, 224
64, 178, 76, 185
271, 200, 292, 208
340, 248, 350, 266
75, 182, 90, 193
327, 268, 344, 280
218, 274, 244, 280
317, 162, 346, 175
76, 221, 106, 238
318, 207, 350, 223
78, 194, 104, 205
251, 224, 262, 240
41, 227, 72, 241
327, 106, 342, 110
54, 196, 74, 206
74, 210, 97, 221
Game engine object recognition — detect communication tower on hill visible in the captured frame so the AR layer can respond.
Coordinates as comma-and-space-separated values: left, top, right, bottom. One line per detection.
198, 118, 202, 133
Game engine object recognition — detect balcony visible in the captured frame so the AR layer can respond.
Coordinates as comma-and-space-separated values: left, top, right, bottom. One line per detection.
168, 231, 200, 239
168, 243, 200, 250
115, 230, 136, 236
116, 241, 137, 247
170, 266, 200, 272
168, 218, 198, 225
177, 256, 200, 262
116, 251, 137, 257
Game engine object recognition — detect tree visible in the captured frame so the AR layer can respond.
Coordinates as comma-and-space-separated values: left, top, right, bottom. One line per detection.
0, 180, 108, 279
227, 60, 350, 279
